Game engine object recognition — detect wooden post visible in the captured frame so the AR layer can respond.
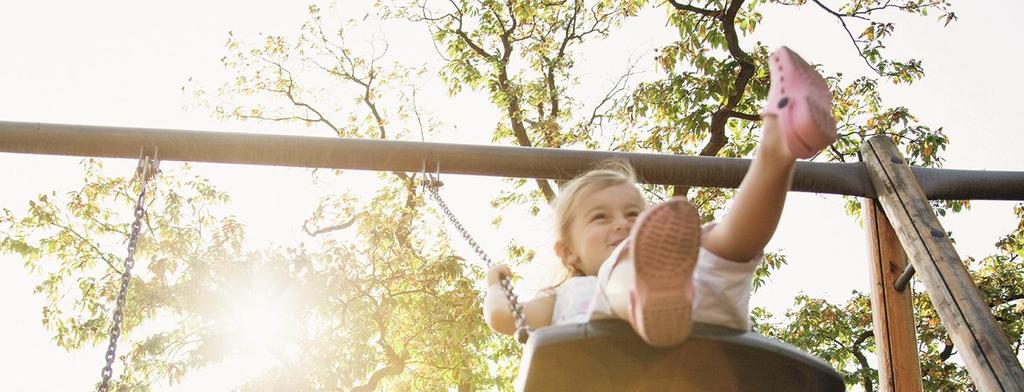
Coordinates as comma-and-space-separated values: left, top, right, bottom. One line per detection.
861, 136, 1024, 391
864, 199, 923, 391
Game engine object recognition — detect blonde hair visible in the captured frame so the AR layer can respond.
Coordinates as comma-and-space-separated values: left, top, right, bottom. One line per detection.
550, 160, 641, 279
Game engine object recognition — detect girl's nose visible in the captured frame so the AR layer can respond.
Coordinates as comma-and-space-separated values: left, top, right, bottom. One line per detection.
613, 216, 631, 232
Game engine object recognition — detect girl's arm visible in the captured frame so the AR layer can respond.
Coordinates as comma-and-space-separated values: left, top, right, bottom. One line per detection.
483, 265, 555, 335
702, 116, 795, 262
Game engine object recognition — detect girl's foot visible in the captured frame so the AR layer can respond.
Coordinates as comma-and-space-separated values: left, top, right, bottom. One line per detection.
628, 197, 700, 347
761, 46, 837, 159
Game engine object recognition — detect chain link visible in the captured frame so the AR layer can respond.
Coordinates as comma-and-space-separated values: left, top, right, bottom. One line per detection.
422, 175, 530, 344
97, 156, 158, 392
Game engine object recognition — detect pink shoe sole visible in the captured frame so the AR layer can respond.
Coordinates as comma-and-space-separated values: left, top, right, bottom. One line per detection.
763, 46, 837, 159
628, 197, 700, 347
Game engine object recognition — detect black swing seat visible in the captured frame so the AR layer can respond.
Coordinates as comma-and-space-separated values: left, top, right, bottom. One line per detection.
516, 320, 845, 391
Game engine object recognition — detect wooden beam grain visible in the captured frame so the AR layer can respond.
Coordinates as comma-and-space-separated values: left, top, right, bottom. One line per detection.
861, 136, 1024, 391
864, 199, 923, 392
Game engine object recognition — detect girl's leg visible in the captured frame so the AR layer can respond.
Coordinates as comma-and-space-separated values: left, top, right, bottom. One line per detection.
602, 253, 633, 321
701, 115, 795, 262
598, 198, 701, 347
598, 120, 794, 333
600, 46, 835, 340
691, 245, 762, 330
604, 241, 762, 332
702, 47, 835, 262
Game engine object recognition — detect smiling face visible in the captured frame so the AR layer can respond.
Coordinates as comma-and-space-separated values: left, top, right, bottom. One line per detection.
556, 182, 645, 276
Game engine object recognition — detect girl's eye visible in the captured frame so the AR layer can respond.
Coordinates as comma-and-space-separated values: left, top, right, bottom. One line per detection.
627, 210, 640, 218
590, 213, 607, 222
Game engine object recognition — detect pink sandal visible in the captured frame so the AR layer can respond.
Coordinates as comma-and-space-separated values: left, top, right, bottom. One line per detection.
627, 197, 701, 347
762, 46, 837, 159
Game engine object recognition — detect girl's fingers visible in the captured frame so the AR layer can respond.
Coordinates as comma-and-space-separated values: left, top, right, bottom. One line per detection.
487, 265, 511, 286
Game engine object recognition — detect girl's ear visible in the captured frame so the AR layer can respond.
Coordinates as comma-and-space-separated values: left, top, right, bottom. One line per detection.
554, 241, 577, 265
553, 241, 569, 259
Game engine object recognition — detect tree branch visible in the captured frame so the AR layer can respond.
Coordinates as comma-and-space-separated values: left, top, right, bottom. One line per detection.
673, 0, 757, 196
349, 354, 405, 392
449, 0, 498, 61
303, 213, 361, 237
259, 57, 341, 133
584, 59, 639, 133
727, 110, 760, 122
850, 330, 874, 392
806, 0, 894, 77
54, 222, 122, 274
700, 0, 755, 157
667, 0, 723, 18
493, 7, 556, 202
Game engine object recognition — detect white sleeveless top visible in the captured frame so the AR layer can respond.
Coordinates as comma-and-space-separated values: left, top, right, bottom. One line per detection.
550, 276, 600, 325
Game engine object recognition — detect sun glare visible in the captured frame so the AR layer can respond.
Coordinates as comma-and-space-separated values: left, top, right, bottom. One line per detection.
227, 296, 290, 349
219, 273, 304, 375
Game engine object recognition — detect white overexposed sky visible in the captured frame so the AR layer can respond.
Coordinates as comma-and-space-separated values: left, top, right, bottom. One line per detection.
1, 1, 1021, 390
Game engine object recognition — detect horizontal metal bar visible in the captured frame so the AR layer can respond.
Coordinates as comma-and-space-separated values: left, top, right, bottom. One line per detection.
1, 121, 1022, 201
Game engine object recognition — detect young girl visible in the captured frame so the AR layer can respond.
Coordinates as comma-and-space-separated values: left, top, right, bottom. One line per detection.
483, 46, 836, 347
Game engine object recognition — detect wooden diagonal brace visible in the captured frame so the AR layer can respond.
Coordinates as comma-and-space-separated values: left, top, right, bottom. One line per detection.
861, 136, 1024, 391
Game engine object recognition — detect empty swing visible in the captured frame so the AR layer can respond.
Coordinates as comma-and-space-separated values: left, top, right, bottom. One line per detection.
422, 173, 845, 392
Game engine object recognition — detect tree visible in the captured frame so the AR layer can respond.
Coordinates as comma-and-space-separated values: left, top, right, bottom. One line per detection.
2, 157, 511, 390
3, 0, 1019, 390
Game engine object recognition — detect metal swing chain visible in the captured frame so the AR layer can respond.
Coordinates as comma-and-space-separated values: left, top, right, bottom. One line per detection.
421, 173, 531, 344
97, 154, 159, 392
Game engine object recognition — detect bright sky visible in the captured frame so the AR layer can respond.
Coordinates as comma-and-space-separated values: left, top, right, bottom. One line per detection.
1, 1, 1021, 390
